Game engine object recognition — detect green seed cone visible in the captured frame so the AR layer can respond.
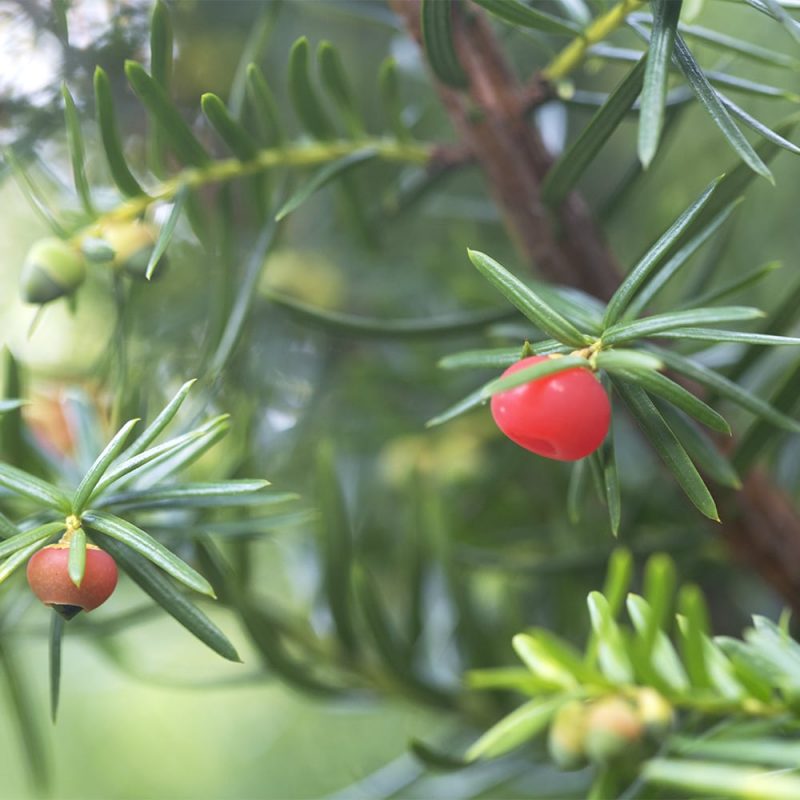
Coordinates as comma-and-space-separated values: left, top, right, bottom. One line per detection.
583, 697, 644, 766
20, 238, 87, 304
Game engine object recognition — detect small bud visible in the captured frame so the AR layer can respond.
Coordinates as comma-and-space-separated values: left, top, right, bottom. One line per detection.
100, 220, 164, 280
548, 700, 588, 770
584, 696, 644, 765
20, 238, 87, 304
634, 687, 674, 739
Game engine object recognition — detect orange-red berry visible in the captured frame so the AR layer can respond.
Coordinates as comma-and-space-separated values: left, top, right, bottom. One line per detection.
490, 355, 611, 461
27, 544, 118, 619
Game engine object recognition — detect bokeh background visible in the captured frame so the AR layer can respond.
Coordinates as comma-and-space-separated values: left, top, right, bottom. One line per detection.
1, 1, 799, 797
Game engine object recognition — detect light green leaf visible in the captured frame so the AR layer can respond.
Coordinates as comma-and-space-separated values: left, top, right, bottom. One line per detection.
543, 57, 647, 207
472, 0, 581, 34
73, 418, 139, 513
275, 148, 378, 221
426, 385, 486, 428
512, 633, 579, 688
99, 480, 275, 511
678, 583, 711, 687
0, 464, 70, 511
61, 82, 94, 214
587, 591, 634, 683
94, 67, 147, 198
655, 328, 800, 346
603, 177, 720, 326
125, 60, 210, 167
678, 260, 781, 310
465, 697, 560, 762
68, 527, 86, 587
421, 0, 468, 89
0, 538, 50, 585
84, 511, 215, 597
594, 350, 664, 372
638, 0, 682, 167
439, 341, 566, 370
720, 94, 800, 155
679, 22, 800, 69
479, 355, 591, 399
614, 379, 719, 520
91, 531, 239, 661
468, 250, 590, 346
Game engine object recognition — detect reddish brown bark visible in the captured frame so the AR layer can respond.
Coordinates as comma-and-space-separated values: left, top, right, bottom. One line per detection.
392, 0, 800, 612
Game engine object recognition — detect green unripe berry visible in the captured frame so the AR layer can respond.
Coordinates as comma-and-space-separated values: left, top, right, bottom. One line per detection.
20, 238, 87, 304
583, 697, 644, 766
548, 700, 588, 771
100, 221, 164, 280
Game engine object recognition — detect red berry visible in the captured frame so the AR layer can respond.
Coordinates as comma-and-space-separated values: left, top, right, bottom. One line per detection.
27, 544, 118, 620
490, 355, 611, 461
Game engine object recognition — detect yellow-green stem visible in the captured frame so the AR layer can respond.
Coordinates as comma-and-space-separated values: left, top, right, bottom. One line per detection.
74, 137, 431, 243
543, 0, 645, 82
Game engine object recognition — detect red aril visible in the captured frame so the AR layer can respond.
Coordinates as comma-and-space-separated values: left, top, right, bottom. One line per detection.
490, 355, 611, 461
27, 543, 118, 620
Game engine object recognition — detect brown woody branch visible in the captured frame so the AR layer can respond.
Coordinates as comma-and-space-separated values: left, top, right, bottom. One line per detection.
392, 0, 800, 612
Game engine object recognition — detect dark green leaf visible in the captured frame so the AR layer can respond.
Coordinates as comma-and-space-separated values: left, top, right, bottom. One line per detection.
317, 41, 364, 137
94, 67, 146, 198
660, 405, 741, 489
0, 522, 63, 561
49, 612, 64, 723
655, 328, 800, 346
614, 379, 719, 520
68, 528, 87, 587
410, 740, 471, 771
201, 92, 260, 161
672, 33, 773, 181
0, 538, 50, 585
472, 0, 581, 34
0, 640, 50, 792
600, 428, 621, 536
91, 531, 240, 661
315, 442, 357, 655
624, 201, 740, 320
543, 57, 647, 207
266, 289, 513, 338
0, 464, 70, 511
567, 459, 588, 524
678, 261, 781, 310
125, 61, 210, 167
679, 22, 800, 69
608, 367, 730, 434
468, 250, 590, 345
288, 37, 336, 139
378, 58, 411, 143
603, 177, 720, 326
275, 148, 378, 221
146, 187, 186, 280
84, 511, 215, 597
100, 480, 274, 511
245, 63, 284, 147
73, 418, 139, 513
638, 0, 682, 167
651, 346, 800, 432
61, 83, 94, 214
439, 341, 565, 370
150, 0, 173, 89
603, 306, 763, 346
720, 94, 800, 155
421, 0, 468, 89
